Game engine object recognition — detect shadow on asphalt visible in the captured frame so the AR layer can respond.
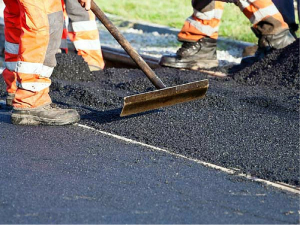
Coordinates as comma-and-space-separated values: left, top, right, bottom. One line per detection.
80, 105, 162, 124
52, 100, 162, 124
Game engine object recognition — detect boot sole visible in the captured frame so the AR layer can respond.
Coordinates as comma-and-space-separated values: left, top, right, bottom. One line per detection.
11, 114, 80, 126
160, 60, 219, 70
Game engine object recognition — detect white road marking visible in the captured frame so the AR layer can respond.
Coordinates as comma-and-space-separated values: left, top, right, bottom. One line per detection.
86, 124, 300, 194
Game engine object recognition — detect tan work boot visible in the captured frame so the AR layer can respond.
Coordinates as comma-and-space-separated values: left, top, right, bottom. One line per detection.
11, 103, 80, 126
6, 93, 15, 108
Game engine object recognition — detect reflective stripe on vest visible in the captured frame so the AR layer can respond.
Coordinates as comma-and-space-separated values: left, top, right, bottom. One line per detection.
16, 61, 54, 78
250, 4, 279, 24
71, 20, 98, 32
238, 0, 256, 9
5, 61, 17, 71
16, 81, 51, 92
73, 39, 101, 50
194, 8, 223, 20
5, 41, 19, 54
186, 16, 220, 36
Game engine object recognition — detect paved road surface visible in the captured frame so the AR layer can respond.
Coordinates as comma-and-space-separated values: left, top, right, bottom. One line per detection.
0, 108, 299, 224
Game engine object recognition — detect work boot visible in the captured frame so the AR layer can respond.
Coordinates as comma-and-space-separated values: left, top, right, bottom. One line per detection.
159, 37, 218, 69
241, 29, 296, 65
11, 103, 80, 126
6, 93, 15, 108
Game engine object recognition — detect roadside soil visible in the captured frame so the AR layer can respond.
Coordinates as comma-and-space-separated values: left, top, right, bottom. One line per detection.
0, 39, 299, 187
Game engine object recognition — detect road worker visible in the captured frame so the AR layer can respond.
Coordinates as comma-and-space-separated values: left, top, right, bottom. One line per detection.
0, 0, 105, 72
2, 0, 92, 125
159, 0, 296, 69
272, 0, 299, 37
243, 0, 299, 56
60, 0, 105, 71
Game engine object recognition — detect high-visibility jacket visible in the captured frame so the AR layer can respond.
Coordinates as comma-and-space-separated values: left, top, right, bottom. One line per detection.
178, 0, 289, 42
60, 0, 105, 69
3, 0, 63, 108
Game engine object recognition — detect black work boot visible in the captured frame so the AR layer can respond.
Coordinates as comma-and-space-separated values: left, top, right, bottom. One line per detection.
159, 37, 218, 69
241, 29, 296, 65
11, 103, 80, 126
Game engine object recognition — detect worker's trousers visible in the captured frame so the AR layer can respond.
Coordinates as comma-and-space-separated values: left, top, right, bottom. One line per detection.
0, 0, 4, 25
3, 0, 63, 108
272, 0, 298, 27
61, 0, 105, 69
178, 0, 289, 42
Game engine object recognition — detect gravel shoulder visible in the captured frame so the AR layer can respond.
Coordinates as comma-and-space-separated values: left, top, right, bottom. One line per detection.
97, 16, 252, 66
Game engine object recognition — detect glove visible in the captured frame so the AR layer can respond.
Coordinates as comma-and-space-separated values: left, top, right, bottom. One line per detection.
78, 0, 91, 10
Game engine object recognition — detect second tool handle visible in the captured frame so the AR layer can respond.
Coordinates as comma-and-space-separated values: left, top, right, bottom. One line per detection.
91, 1, 166, 89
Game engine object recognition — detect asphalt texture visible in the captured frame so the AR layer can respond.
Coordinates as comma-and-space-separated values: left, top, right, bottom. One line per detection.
37, 39, 299, 187
0, 110, 299, 223
0, 38, 299, 223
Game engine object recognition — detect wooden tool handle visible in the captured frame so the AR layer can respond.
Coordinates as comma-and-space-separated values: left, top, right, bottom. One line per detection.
91, 1, 166, 89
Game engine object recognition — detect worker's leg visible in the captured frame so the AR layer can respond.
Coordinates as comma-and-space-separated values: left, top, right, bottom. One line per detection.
2, 0, 20, 106
12, 0, 60, 109
64, 0, 104, 71
178, 0, 224, 41
239, 0, 295, 45
7, 0, 79, 125
239, 0, 295, 63
0, 0, 4, 25
272, 0, 297, 31
159, 0, 224, 69
60, 0, 69, 53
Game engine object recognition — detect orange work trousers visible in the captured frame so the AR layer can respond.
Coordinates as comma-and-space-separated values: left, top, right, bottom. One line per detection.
60, 0, 105, 69
3, 0, 63, 108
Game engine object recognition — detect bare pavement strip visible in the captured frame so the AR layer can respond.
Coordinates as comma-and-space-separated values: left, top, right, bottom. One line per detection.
0, 105, 299, 224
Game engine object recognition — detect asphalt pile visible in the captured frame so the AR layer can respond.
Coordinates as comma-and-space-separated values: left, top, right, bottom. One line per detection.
229, 38, 299, 90
0, 39, 299, 187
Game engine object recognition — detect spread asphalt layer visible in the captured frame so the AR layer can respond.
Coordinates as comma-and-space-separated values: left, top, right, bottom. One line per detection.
0, 40, 299, 189
0, 110, 299, 224
44, 39, 299, 187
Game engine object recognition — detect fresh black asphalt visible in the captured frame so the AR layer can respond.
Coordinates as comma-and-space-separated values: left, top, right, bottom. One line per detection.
0, 38, 298, 224
0, 109, 299, 224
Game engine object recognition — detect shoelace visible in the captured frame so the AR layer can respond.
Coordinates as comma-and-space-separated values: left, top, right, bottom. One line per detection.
177, 41, 200, 55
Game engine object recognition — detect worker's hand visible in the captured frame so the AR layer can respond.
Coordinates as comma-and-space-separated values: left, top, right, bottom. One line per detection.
78, 0, 92, 11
